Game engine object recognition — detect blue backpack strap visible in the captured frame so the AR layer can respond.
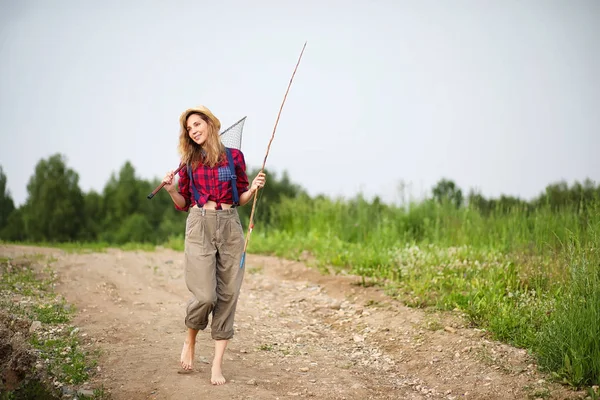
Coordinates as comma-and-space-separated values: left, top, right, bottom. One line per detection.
225, 148, 239, 206
187, 163, 201, 206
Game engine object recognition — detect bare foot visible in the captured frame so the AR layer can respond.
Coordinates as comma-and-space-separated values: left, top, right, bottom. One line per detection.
211, 339, 228, 384
180, 340, 195, 370
211, 364, 226, 385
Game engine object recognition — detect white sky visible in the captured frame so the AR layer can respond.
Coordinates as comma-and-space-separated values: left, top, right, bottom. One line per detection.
1, 0, 599, 207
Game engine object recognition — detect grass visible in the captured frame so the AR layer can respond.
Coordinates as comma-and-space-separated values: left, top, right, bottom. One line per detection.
535, 231, 600, 388
243, 195, 600, 389
2, 193, 598, 390
0, 239, 157, 253
0, 256, 108, 399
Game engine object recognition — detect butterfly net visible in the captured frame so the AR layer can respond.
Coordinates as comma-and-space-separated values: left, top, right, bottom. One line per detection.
219, 116, 246, 150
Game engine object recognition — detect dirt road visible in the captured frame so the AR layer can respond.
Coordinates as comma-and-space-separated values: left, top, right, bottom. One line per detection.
0, 245, 585, 400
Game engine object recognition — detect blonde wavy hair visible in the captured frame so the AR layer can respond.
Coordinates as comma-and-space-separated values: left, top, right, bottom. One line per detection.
177, 107, 225, 169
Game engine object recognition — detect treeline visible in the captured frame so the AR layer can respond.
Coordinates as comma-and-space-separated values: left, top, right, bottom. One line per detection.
0, 153, 306, 244
430, 177, 600, 215
0, 153, 598, 245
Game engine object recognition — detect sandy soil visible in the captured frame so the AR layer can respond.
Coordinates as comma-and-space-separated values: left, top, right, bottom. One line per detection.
0, 244, 587, 400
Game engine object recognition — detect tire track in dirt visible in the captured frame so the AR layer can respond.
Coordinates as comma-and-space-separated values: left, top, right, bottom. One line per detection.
0, 245, 586, 400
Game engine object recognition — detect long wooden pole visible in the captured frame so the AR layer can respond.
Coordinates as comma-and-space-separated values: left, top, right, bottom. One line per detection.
240, 41, 307, 267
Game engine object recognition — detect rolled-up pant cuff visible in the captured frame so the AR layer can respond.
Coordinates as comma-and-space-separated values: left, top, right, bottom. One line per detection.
185, 319, 207, 331
211, 330, 234, 340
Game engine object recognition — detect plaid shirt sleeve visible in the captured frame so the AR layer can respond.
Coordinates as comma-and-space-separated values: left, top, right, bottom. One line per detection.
232, 149, 249, 195
175, 164, 192, 211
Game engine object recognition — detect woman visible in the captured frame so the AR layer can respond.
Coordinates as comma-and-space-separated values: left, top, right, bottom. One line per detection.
162, 105, 266, 385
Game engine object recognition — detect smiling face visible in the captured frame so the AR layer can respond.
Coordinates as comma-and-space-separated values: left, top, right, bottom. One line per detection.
178, 106, 224, 168
186, 113, 210, 146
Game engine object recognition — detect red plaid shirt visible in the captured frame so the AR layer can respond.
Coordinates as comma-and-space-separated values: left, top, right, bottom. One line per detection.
175, 148, 249, 211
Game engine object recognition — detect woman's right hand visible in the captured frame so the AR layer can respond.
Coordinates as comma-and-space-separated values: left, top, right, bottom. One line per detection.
162, 170, 177, 193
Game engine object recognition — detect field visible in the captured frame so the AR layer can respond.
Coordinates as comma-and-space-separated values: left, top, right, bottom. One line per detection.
1, 157, 599, 399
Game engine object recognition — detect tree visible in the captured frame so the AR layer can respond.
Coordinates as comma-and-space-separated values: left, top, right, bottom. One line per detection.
1, 209, 25, 241
102, 161, 140, 229
467, 189, 491, 214
0, 165, 15, 232
531, 179, 600, 212
98, 161, 185, 243
81, 190, 104, 241
432, 178, 463, 208
21, 154, 86, 242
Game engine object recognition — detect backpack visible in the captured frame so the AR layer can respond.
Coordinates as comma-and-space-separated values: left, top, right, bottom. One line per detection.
187, 147, 240, 208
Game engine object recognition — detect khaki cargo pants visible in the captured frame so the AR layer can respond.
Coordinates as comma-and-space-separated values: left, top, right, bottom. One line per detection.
183, 207, 245, 340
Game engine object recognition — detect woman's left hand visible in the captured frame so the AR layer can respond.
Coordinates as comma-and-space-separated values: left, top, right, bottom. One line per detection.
251, 172, 266, 193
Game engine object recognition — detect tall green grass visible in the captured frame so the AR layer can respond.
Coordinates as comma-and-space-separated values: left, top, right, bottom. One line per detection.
248, 194, 600, 388
535, 228, 600, 387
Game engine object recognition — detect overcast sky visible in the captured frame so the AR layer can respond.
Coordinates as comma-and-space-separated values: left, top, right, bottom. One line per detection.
1, 0, 598, 207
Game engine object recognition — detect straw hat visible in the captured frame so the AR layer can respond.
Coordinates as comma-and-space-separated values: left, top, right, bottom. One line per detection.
179, 105, 221, 133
